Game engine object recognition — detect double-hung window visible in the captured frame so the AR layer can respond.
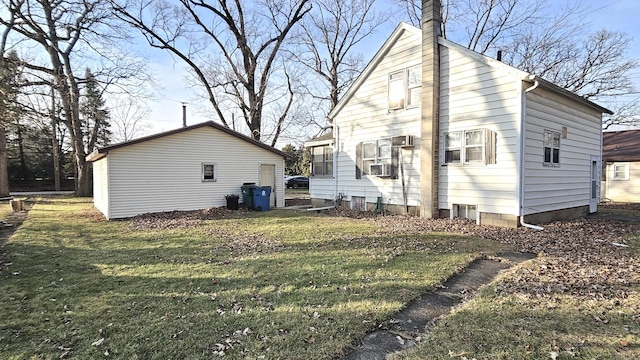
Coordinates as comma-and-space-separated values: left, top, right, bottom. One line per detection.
388, 65, 421, 110
444, 129, 496, 165
312, 145, 333, 176
406, 65, 421, 108
543, 130, 561, 166
361, 139, 391, 176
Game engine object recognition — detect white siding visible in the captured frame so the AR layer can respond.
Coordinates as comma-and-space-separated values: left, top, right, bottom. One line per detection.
522, 90, 602, 214
604, 162, 640, 202
437, 44, 521, 215
102, 126, 285, 219
325, 29, 423, 207
92, 157, 110, 218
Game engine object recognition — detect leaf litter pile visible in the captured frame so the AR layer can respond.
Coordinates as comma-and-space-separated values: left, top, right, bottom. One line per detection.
129, 205, 639, 304
352, 208, 639, 302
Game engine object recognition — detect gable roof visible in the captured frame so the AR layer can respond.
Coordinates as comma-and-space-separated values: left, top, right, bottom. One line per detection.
328, 22, 612, 120
328, 22, 421, 120
86, 121, 289, 162
603, 130, 640, 162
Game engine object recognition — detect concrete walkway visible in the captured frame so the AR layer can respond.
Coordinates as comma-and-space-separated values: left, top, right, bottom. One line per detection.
341, 252, 535, 360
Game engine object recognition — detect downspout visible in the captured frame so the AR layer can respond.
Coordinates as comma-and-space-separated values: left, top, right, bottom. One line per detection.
334, 124, 339, 204
519, 76, 544, 231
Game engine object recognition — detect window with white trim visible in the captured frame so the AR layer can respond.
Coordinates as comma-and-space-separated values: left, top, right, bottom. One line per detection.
406, 65, 421, 108
312, 145, 333, 176
444, 129, 496, 165
612, 163, 629, 180
543, 130, 560, 165
362, 139, 391, 175
388, 65, 421, 110
202, 163, 217, 182
388, 71, 405, 110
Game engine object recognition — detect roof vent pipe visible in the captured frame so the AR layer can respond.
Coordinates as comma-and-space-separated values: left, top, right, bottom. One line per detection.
497, 50, 502, 61
182, 103, 187, 127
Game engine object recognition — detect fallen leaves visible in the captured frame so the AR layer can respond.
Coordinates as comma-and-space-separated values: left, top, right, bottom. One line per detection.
343, 210, 640, 301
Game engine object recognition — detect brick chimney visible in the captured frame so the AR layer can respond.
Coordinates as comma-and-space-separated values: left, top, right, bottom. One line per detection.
420, 0, 441, 218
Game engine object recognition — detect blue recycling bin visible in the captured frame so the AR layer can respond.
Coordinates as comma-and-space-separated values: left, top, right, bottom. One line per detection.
252, 186, 272, 211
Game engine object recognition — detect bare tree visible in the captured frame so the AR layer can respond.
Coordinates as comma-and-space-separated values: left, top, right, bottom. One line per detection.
109, 96, 152, 142
294, 0, 392, 113
394, 0, 638, 126
113, 0, 312, 143
1, 0, 150, 196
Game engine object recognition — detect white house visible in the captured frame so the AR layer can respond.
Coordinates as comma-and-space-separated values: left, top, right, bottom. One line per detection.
602, 130, 640, 203
306, 1, 611, 228
87, 121, 288, 219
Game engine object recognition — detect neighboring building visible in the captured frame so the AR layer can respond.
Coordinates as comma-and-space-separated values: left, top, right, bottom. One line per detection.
87, 121, 287, 219
602, 130, 640, 202
305, 2, 611, 228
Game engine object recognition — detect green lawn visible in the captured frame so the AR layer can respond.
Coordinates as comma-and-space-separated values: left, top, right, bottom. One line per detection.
0, 197, 511, 359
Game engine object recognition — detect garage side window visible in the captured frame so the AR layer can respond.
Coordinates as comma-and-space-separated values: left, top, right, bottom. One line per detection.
202, 163, 217, 182
543, 130, 561, 166
612, 163, 629, 180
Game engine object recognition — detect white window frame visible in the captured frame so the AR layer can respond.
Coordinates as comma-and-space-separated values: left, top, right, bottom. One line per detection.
312, 145, 333, 177
444, 129, 495, 165
612, 163, 629, 180
406, 65, 421, 108
543, 130, 561, 166
388, 65, 422, 111
388, 70, 405, 110
202, 163, 217, 182
362, 139, 392, 175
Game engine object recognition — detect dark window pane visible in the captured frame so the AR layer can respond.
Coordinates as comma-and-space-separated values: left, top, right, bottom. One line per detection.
445, 150, 460, 163
544, 148, 551, 163
553, 149, 559, 164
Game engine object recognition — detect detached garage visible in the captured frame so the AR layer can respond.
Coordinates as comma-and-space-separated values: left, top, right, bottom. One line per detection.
87, 121, 288, 219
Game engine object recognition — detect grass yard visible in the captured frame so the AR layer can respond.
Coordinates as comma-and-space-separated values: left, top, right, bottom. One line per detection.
0, 197, 512, 359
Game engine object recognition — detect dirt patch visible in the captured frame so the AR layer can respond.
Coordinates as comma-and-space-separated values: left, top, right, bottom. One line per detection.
285, 198, 311, 207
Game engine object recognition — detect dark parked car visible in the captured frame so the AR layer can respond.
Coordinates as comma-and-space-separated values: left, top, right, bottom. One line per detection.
285, 176, 309, 189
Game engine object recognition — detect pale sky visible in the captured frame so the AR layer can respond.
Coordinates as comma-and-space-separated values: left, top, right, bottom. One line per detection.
140, 0, 640, 143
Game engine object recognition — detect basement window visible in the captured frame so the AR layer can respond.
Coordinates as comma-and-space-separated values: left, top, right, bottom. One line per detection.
202, 163, 217, 182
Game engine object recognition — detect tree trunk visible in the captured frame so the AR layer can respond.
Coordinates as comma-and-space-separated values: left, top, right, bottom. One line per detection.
51, 89, 60, 191
0, 123, 9, 197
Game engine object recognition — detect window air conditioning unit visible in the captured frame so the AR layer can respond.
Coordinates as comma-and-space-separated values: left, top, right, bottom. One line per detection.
389, 98, 405, 110
392, 135, 414, 148
369, 163, 390, 177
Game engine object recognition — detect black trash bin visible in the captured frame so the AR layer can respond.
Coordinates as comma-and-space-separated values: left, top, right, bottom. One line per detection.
252, 186, 272, 212
241, 183, 257, 209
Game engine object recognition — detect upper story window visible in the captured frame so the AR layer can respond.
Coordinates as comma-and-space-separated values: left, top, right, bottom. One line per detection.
444, 129, 496, 165
202, 163, 217, 182
406, 65, 421, 108
388, 65, 421, 111
312, 145, 333, 177
543, 130, 560, 166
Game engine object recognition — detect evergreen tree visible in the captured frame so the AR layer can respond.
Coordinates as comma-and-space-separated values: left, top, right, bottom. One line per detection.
80, 69, 111, 153
0, 51, 22, 194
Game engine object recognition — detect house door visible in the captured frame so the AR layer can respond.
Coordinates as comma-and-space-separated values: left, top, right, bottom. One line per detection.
260, 164, 276, 208
590, 155, 600, 213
